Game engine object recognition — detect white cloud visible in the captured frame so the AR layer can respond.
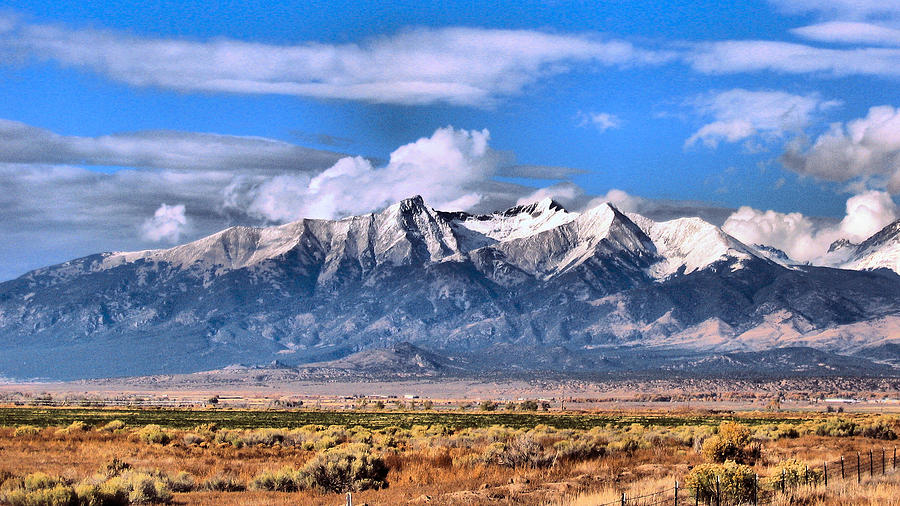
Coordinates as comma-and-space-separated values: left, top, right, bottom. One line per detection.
141, 203, 188, 243
515, 182, 585, 207
780, 105, 900, 192
685, 89, 839, 149
576, 111, 621, 132
0, 17, 670, 106
792, 22, 900, 47
723, 190, 898, 262
228, 126, 505, 221
687, 40, 900, 79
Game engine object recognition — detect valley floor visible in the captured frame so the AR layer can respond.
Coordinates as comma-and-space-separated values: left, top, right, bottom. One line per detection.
1, 404, 900, 504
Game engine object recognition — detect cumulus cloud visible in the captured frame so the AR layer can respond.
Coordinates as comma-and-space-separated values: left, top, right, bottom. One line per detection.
781, 105, 900, 192
225, 127, 508, 221
0, 119, 343, 172
141, 203, 188, 242
576, 111, 622, 132
0, 16, 670, 106
685, 89, 839, 149
723, 190, 898, 262
515, 182, 586, 208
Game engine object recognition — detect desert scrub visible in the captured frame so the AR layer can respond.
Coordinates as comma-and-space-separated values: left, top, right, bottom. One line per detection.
250, 467, 302, 492
685, 461, 756, 503
770, 458, 823, 488
298, 443, 388, 493
812, 417, 858, 437
554, 436, 606, 461
480, 434, 555, 468
701, 422, 752, 463
167, 471, 195, 493
202, 474, 245, 492
13, 425, 40, 437
135, 424, 171, 445
860, 417, 898, 440
100, 420, 126, 432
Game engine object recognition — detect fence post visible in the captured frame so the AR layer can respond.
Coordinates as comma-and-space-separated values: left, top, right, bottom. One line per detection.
346, 492, 352, 506
857, 452, 861, 484
753, 474, 758, 506
823, 461, 827, 487
805, 465, 809, 486
694, 484, 699, 506
870, 449, 874, 477
716, 475, 721, 506
883, 448, 886, 475
621, 492, 626, 506
894, 447, 897, 470
841, 455, 844, 480
782, 468, 786, 493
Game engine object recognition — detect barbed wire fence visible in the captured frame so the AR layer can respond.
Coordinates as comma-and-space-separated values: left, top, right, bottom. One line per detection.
585, 446, 898, 506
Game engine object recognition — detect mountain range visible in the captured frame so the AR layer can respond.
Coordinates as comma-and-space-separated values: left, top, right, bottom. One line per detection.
2, 195, 900, 380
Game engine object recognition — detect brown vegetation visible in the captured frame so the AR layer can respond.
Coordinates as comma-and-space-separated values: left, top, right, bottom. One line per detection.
0, 412, 898, 504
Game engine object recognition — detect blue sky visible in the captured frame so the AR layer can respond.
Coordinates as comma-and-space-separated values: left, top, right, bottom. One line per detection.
2, 0, 900, 279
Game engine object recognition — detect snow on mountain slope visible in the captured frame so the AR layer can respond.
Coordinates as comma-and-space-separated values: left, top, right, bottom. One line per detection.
627, 213, 760, 279
94, 196, 770, 284
485, 202, 656, 279
843, 219, 900, 274
452, 197, 577, 243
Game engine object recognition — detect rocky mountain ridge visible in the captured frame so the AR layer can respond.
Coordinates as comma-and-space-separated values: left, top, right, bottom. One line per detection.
2, 196, 900, 380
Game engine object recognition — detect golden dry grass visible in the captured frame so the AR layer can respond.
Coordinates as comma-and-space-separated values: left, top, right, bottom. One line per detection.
0, 413, 898, 504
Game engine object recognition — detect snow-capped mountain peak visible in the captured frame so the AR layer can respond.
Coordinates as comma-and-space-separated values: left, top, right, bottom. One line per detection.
628, 213, 759, 278
843, 219, 900, 274
448, 196, 577, 244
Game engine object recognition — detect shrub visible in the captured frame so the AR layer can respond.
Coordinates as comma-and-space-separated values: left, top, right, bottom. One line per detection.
182, 433, 204, 446
770, 459, 823, 489
479, 435, 554, 468
479, 401, 497, 411
136, 425, 171, 445
24, 472, 62, 491
2, 484, 78, 506
250, 467, 301, 492
167, 472, 195, 493
685, 461, 756, 504
202, 474, 245, 492
110, 471, 172, 504
0, 473, 80, 506
554, 437, 606, 461
74, 482, 128, 506
701, 422, 751, 463
861, 420, 898, 440
13, 425, 40, 437
101, 458, 131, 478
100, 420, 126, 433
298, 444, 388, 493
65, 421, 88, 433
814, 417, 858, 437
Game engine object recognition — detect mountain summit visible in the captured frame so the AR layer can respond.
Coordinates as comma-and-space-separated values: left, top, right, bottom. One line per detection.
1, 197, 899, 379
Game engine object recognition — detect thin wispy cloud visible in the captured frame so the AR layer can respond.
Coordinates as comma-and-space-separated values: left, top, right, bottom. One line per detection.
684, 89, 839, 149
792, 22, 900, 47
0, 16, 671, 106
576, 111, 621, 132
687, 40, 900, 79
0, 119, 344, 172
